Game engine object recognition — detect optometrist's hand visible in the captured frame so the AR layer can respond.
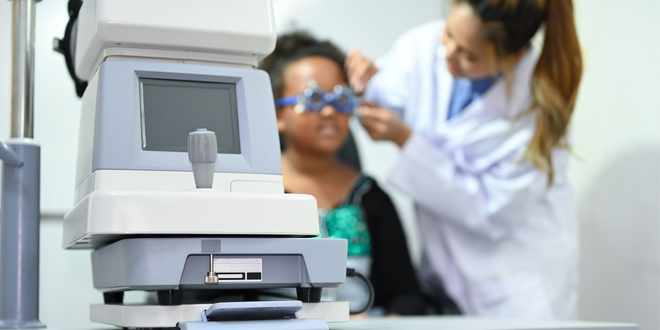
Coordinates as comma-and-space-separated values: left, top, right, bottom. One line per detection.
359, 105, 411, 148
345, 48, 378, 94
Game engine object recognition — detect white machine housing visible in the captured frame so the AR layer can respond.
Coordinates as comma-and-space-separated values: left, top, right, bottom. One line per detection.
74, 0, 277, 80
63, 0, 350, 327
63, 0, 320, 248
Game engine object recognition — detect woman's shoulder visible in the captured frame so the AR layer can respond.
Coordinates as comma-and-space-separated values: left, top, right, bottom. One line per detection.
345, 174, 392, 207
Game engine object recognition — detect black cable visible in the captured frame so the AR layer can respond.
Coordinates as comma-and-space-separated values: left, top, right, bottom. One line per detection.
346, 268, 374, 315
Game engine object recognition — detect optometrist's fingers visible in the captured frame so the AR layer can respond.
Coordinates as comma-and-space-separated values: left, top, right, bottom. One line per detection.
353, 62, 378, 94
345, 48, 378, 94
358, 106, 393, 139
345, 48, 361, 76
345, 49, 361, 89
358, 105, 410, 147
359, 117, 386, 140
359, 105, 396, 123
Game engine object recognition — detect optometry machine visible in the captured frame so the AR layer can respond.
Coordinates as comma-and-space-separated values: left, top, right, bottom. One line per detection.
60, 0, 349, 329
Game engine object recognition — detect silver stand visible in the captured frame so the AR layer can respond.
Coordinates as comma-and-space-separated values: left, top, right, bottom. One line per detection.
0, 0, 44, 328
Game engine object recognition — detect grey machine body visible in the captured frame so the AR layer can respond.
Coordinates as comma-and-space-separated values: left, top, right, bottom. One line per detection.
91, 238, 347, 292
0, 143, 43, 329
80, 60, 349, 302
77, 60, 283, 183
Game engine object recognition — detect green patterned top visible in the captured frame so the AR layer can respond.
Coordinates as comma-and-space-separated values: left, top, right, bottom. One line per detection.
318, 175, 373, 257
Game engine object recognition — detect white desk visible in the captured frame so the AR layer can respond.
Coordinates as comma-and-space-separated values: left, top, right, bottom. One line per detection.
330, 316, 638, 330
47, 316, 639, 330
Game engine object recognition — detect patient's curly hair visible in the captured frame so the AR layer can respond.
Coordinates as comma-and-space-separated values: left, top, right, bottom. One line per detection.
258, 31, 347, 101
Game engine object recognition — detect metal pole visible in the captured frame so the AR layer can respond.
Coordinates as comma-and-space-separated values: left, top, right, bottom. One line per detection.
10, 0, 36, 139
0, 0, 44, 328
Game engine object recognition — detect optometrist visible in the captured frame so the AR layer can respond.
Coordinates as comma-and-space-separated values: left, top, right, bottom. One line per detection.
345, 0, 583, 319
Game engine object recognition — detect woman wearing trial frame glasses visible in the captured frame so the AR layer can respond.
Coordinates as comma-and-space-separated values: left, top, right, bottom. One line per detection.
259, 32, 430, 316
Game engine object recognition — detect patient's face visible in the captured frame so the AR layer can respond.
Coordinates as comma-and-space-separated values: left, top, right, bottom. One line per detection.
277, 56, 350, 155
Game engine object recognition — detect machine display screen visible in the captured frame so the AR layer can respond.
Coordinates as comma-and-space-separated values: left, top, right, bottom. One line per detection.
139, 78, 241, 154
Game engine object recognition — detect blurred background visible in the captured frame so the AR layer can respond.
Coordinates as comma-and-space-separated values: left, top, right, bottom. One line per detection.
0, 0, 658, 328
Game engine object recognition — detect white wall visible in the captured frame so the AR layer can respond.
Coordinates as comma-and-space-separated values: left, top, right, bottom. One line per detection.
571, 1, 660, 329
0, 0, 658, 328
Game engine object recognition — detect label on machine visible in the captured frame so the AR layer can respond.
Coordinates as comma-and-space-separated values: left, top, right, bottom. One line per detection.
213, 258, 262, 281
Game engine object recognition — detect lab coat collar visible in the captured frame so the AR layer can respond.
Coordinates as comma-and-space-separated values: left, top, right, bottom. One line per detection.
438, 48, 539, 160
455, 48, 538, 125
436, 43, 453, 130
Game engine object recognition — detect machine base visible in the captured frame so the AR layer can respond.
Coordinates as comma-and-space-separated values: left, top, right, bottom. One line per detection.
90, 302, 349, 328
90, 238, 347, 294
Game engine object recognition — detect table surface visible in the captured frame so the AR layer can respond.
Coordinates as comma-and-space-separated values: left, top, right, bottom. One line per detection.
48, 316, 639, 330
328, 316, 639, 330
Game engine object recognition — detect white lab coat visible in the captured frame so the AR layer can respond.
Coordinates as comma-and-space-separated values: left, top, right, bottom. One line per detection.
364, 20, 578, 319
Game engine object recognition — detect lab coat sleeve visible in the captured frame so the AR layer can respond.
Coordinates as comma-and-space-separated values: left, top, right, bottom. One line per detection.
364, 20, 443, 117
363, 39, 414, 116
388, 132, 548, 241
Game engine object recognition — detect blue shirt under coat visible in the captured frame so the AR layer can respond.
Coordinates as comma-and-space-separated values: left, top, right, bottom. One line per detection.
447, 77, 496, 120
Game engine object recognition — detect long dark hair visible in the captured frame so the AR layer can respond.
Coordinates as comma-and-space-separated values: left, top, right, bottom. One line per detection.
460, 0, 583, 185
